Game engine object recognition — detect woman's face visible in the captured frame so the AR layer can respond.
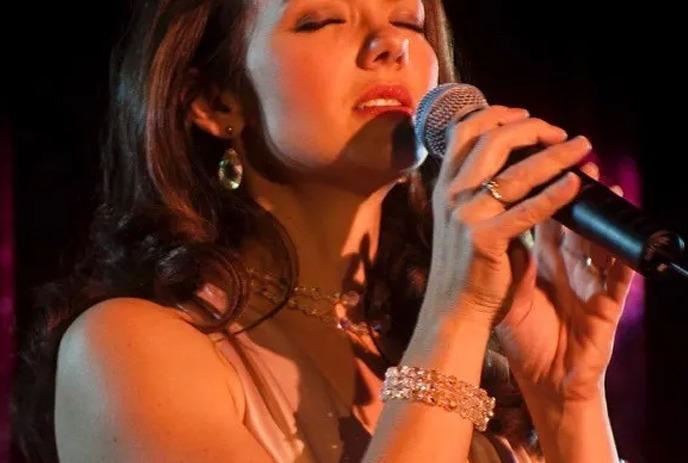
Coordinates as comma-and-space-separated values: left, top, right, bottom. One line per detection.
244, 0, 439, 187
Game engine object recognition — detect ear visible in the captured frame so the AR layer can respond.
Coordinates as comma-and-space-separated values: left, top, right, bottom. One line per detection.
187, 78, 246, 140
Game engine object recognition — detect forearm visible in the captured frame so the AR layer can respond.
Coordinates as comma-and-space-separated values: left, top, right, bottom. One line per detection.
525, 391, 620, 463
363, 315, 492, 462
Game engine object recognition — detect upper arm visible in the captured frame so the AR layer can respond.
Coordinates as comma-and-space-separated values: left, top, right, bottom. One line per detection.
55, 297, 273, 463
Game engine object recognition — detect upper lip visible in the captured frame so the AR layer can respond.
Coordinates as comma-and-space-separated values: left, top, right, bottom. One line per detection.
353, 84, 413, 110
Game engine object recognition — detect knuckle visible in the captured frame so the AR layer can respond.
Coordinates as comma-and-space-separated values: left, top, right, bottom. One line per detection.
564, 136, 585, 149
440, 183, 471, 207
477, 129, 500, 148
495, 169, 520, 192
490, 104, 510, 113
529, 117, 563, 135
519, 202, 542, 225
543, 185, 565, 205
561, 141, 589, 160
539, 145, 569, 168
528, 117, 547, 128
439, 189, 455, 209
452, 123, 476, 145
451, 204, 472, 225
461, 224, 476, 243
465, 227, 498, 259
471, 231, 502, 261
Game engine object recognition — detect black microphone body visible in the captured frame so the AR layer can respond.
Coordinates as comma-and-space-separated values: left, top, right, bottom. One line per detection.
414, 83, 686, 278
508, 146, 684, 277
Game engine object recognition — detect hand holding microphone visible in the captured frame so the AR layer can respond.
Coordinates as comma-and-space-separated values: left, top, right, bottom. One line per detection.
416, 102, 596, 328
414, 83, 686, 280
410, 84, 664, 446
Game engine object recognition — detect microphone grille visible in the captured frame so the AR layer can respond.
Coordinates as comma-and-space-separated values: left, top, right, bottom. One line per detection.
414, 83, 488, 158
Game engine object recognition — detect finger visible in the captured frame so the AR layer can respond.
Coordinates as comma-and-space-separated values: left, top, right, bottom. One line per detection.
536, 219, 563, 251
439, 106, 530, 184
450, 117, 569, 190
578, 161, 600, 180
534, 219, 564, 281
461, 135, 592, 217
606, 258, 636, 304
456, 118, 569, 189
477, 171, 581, 241
560, 226, 612, 275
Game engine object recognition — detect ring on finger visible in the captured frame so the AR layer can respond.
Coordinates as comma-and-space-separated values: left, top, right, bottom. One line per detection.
480, 179, 513, 206
583, 254, 613, 279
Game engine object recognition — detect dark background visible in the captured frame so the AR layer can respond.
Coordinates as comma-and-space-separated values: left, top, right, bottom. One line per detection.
5, 1, 688, 461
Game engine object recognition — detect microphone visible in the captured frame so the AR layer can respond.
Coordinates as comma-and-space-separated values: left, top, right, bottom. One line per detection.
413, 83, 687, 279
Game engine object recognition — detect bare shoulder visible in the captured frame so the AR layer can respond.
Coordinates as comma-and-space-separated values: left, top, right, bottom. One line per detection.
55, 297, 269, 462
58, 297, 243, 409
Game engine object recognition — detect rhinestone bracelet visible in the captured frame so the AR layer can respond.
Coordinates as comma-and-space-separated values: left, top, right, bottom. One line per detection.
381, 365, 496, 432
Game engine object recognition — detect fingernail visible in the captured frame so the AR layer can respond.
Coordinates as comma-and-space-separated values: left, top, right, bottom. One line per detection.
565, 171, 580, 185
514, 108, 530, 118
577, 135, 592, 150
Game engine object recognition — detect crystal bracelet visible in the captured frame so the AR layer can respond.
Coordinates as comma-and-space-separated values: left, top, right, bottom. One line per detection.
381, 365, 496, 432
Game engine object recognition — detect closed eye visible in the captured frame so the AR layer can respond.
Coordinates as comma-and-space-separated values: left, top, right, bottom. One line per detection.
295, 19, 425, 34
394, 22, 425, 33
295, 18, 345, 32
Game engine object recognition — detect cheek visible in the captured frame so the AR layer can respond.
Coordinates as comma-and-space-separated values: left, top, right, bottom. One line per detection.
417, 41, 440, 90
270, 49, 335, 129
247, 39, 347, 168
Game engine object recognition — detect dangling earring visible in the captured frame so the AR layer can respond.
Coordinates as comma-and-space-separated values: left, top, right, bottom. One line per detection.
219, 147, 243, 190
218, 126, 243, 190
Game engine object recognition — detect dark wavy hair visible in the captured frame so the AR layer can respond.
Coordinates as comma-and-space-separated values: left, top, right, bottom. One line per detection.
11, 0, 539, 460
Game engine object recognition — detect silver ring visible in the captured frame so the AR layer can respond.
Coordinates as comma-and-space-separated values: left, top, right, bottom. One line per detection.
584, 255, 609, 279
481, 179, 511, 206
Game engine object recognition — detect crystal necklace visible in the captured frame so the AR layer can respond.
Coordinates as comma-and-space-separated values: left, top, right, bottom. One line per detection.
246, 266, 387, 337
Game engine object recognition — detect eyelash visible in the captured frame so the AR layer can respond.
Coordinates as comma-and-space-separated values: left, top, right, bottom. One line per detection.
296, 19, 425, 34
396, 22, 426, 33
295, 19, 342, 32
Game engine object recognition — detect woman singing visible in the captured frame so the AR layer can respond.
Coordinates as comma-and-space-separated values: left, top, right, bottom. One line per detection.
12, 0, 634, 461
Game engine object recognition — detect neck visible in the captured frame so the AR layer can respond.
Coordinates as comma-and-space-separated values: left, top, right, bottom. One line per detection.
242, 164, 400, 296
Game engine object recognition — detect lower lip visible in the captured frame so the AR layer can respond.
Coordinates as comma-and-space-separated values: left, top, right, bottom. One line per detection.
353, 106, 413, 117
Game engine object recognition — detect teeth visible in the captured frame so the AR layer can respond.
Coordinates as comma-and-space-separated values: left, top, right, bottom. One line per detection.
358, 98, 403, 108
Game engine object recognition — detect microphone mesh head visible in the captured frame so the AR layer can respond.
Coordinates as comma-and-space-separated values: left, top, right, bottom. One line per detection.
414, 83, 488, 158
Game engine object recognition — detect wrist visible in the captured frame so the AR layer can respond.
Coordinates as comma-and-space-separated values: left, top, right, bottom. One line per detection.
519, 378, 606, 426
527, 393, 619, 463
416, 296, 497, 337
404, 312, 492, 384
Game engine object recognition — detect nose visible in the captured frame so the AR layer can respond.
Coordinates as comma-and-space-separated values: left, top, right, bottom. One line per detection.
358, 27, 410, 70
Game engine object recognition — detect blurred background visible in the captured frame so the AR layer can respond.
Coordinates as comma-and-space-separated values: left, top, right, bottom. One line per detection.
2, 1, 687, 461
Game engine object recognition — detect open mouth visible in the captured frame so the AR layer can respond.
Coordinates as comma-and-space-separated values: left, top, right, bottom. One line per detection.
353, 84, 414, 117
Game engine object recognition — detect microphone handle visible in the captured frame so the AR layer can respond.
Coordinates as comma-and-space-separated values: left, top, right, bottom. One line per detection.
503, 147, 685, 278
